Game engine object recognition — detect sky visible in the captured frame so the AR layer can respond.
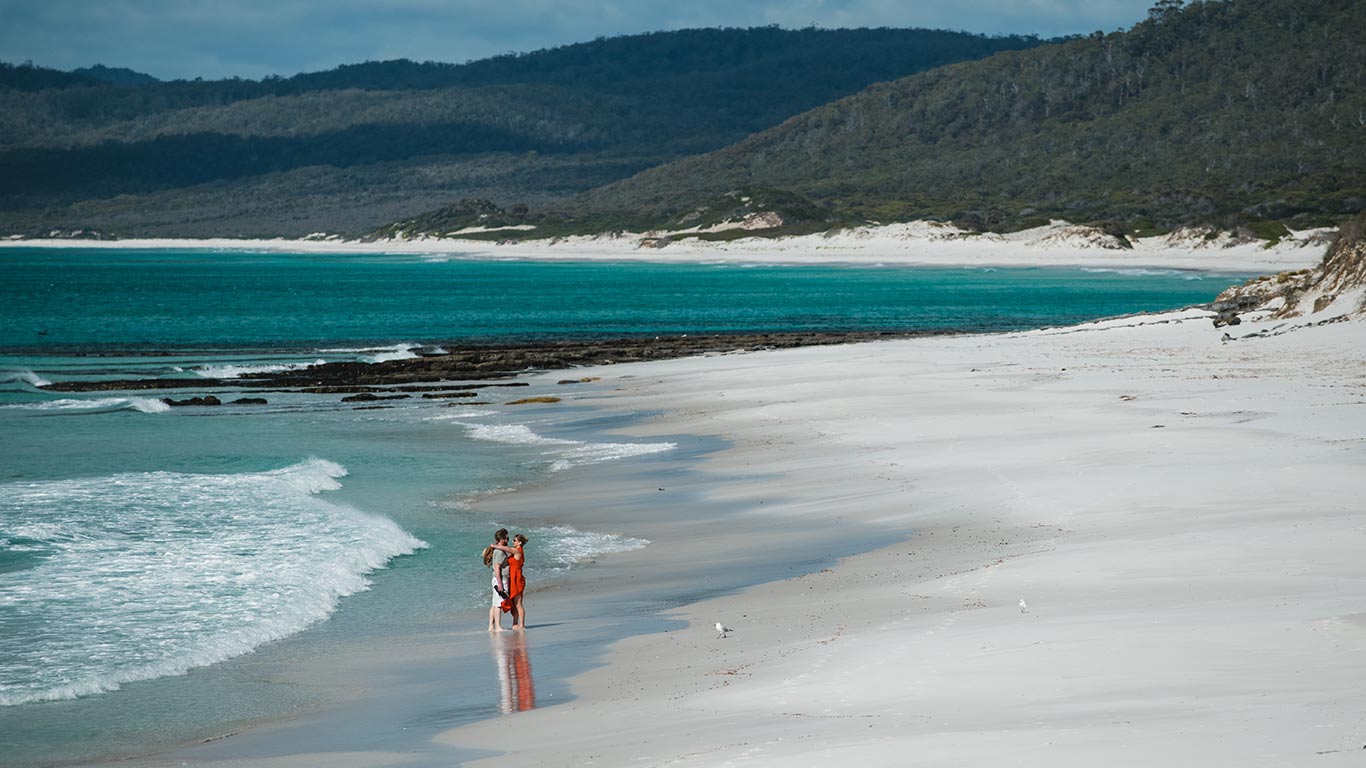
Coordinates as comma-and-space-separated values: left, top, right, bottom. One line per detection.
0, 0, 1161, 81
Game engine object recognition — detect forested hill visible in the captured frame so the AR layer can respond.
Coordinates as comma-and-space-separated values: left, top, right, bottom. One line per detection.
0, 27, 1045, 238
574, 0, 1366, 235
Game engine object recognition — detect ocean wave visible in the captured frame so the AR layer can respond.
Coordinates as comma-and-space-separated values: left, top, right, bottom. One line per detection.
365, 344, 420, 363
0, 457, 426, 706
192, 359, 325, 378
1080, 267, 1208, 279
0, 370, 51, 388
317, 343, 419, 363
1, 396, 171, 414
462, 422, 675, 471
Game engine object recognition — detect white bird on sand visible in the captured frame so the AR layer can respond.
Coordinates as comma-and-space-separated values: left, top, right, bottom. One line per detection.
715, 622, 732, 639
1019, 599, 1028, 614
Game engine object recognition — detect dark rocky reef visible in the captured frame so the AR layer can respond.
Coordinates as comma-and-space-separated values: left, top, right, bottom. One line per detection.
162, 395, 222, 406
340, 393, 412, 402
42, 332, 926, 394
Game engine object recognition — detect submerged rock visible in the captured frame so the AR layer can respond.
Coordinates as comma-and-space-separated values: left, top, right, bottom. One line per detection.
340, 393, 411, 402
161, 395, 222, 407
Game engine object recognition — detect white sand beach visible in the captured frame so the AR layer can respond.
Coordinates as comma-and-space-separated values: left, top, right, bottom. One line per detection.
436, 290, 1366, 765
63, 231, 1364, 767
2, 219, 1332, 272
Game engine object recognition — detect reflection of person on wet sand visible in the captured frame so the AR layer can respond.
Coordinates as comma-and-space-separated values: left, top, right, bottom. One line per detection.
491, 632, 536, 714
490, 534, 528, 630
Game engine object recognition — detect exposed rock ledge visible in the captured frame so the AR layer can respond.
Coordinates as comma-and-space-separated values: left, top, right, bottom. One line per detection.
41, 332, 924, 393
1213, 213, 1366, 325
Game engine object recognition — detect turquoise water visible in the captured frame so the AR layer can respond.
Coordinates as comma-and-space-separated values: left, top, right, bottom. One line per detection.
0, 247, 1248, 766
0, 248, 1242, 351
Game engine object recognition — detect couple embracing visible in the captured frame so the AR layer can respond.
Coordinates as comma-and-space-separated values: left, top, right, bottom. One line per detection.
484, 528, 528, 632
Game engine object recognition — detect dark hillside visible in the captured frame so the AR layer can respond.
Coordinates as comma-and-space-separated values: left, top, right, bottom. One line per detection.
0, 27, 1045, 237
574, 0, 1366, 235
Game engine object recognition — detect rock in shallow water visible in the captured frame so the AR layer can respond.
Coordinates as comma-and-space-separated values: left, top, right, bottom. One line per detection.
161, 395, 222, 407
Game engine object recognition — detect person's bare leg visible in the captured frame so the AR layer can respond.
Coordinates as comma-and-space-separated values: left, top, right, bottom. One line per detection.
512, 596, 525, 630
488, 603, 503, 633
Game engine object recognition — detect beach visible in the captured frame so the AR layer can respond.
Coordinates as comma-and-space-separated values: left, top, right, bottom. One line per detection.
69, 229, 1365, 766
7, 0, 1364, 762
3, 219, 1331, 273
438, 300, 1366, 766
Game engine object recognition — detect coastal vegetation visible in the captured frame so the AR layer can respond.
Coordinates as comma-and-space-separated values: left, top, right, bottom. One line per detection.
566, 0, 1365, 237
6, 0, 1362, 243
0, 28, 1043, 238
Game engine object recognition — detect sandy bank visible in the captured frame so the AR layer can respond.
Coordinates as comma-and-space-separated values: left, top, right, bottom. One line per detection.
440, 299, 1366, 765
2, 220, 1331, 273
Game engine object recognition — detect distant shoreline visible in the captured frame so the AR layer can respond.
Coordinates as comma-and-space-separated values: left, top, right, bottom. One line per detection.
1, 219, 1332, 273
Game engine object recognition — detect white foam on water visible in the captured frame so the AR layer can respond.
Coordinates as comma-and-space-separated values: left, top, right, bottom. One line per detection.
522, 525, 649, 573
0, 458, 426, 706
1079, 267, 1213, 280
1, 396, 171, 414
316, 344, 417, 360
365, 344, 420, 363
423, 409, 499, 421
192, 359, 326, 378
0, 370, 51, 387
460, 422, 675, 471
317, 344, 420, 363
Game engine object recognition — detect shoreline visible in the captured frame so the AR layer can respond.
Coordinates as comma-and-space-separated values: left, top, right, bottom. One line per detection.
0, 219, 1331, 273
16, 235, 1355, 765
95, 297, 1366, 767
83, 409, 908, 768
440, 303, 1366, 765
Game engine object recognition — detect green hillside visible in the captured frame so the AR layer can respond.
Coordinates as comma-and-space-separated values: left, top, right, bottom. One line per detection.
572, 0, 1366, 235
0, 27, 1044, 238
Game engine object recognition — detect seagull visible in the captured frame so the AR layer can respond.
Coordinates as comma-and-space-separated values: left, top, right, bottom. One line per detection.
715, 622, 732, 639
1019, 599, 1028, 614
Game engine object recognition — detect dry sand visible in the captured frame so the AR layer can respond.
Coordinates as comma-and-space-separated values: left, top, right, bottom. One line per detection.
443, 298, 1366, 766
2, 219, 1332, 272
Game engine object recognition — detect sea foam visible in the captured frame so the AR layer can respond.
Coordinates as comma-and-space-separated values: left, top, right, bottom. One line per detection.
0, 370, 51, 388
0, 458, 426, 706
525, 525, 649, 573
1, 396, 171, 414
192, 359, 326, 378
461, 422, 676, 471
319, 343, 420, 363
1079, 267, 1210, 280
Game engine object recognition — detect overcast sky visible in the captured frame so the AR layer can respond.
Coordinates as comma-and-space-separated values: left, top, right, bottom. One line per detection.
0, 0, 1160, 81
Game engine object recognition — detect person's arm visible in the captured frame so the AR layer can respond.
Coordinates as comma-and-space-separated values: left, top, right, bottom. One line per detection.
490, 543, 516, 553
